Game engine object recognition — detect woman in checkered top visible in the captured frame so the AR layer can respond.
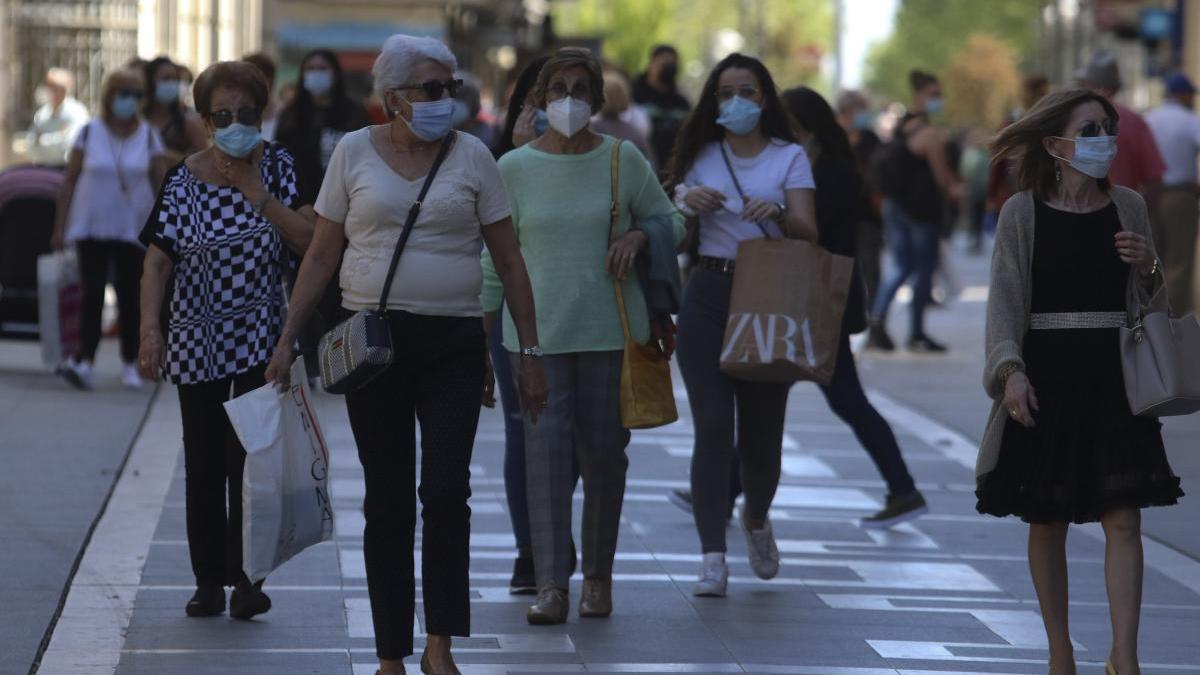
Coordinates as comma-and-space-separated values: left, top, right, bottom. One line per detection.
137, 61, 315, 621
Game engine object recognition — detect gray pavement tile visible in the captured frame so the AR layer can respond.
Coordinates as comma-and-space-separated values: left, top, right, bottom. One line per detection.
116, 651, 351, 674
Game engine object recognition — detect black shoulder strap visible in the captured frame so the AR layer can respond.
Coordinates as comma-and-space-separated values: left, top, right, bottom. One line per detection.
267, 142, 279, 199
376, 132, 456, 313
718, 141, 771, 238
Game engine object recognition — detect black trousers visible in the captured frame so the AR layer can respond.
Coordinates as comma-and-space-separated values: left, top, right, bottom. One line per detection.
177, 363, 266, 587
344, 311, 486, 660
818, 332, 916, 497
77, 238, 141, 362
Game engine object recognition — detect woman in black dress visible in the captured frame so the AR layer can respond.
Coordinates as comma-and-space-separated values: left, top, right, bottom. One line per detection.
979, 89, 1182, 675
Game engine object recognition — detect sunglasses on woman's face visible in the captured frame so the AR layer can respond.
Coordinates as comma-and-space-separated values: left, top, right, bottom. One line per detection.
396, 79, 463, 100
1075, 119, 1118, 137
117, 89, 144, 99
209, 107, 260, 129
716, 85, 761, 102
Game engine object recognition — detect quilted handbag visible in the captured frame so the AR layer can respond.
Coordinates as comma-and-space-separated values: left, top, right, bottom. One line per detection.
317, 134, 453, 395
607, 140, 678, 429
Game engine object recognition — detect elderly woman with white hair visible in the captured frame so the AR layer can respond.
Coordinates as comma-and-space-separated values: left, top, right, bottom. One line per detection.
264, 34, 547, 675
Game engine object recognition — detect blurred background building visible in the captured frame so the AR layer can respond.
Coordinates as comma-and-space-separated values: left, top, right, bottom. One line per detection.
0, 0, 552, 167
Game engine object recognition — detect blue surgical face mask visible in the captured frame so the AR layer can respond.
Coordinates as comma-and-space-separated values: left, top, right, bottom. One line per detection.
1050, 134, 1118, 179
925, 97, 944, 115
213, 122, 262, 158
852, 110, 873, 131
533, 108, 550, 136
303, 70, 334, 97
111, 95, 140, 121
400, 96, 455, 141
716, 96, 762, 136
452, 99, 471, 127
155, 80, 180, 104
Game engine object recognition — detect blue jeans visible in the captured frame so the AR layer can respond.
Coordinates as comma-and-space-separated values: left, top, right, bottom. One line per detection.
490, 314, 531, 551
871, 199, 940, 339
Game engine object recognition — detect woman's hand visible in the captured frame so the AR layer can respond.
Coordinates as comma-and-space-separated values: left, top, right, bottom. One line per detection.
1002, 371, 1038, 428
743, 197, 782, 224
1114, 232, 1153, 273
606, 229, 647, 281
517, 356, 550, 426
216, 144, 269, 205
137, 330, 165, 381
482, 349, 497, 408
264, 340, 294, 388
652, 316, 677, 360
682, 186, 725, 214
512, 106, 539, 148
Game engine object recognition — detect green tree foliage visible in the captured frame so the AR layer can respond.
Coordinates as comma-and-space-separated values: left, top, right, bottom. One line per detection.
552, 0, 832, 92
865, 0, 1043, 103
943, 35, 1021, 130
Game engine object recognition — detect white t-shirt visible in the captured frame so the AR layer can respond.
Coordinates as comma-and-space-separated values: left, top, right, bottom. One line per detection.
1145, 100, 1200, 185
683, 139, 815, 259
66, 119, 165, 244
28, 97, 89, 166
315, 128, 512, 317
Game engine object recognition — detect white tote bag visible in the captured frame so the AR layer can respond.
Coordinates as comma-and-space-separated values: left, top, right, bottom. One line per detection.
225, 357, 334, 583
37, 250, 82, 367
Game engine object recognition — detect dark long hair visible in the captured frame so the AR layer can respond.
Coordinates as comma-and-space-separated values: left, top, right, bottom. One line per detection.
667, 53, 798, 185
991, 89, 1118, 201
289, 49, 351, 130
142, 56, 185, 124
496, 55, 549, 157
781, 86, 855, 168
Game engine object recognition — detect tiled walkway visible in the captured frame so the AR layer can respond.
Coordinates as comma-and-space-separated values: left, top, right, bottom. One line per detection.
37, 372, 1200, 674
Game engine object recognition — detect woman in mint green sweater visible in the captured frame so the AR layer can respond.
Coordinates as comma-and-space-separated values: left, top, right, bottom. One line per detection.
481, 48, 683, 626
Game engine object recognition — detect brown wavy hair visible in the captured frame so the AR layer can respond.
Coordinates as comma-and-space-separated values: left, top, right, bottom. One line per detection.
991, 88, 1119, 201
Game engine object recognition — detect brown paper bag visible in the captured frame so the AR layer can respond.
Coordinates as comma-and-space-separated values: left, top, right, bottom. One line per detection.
719, 238, 854, 385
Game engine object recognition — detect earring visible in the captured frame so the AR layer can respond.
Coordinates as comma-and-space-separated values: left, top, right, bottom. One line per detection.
1055, 162, 1062, 183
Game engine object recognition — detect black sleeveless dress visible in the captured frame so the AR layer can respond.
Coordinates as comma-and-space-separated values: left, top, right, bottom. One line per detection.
976, 198, 1183, 524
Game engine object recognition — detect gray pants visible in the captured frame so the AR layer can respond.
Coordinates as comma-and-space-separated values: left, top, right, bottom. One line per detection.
513, 350, 630, 590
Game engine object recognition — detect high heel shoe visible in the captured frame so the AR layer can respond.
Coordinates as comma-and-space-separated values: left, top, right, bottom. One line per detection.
420, 650, 462, 675
1106, 661, 1118, 675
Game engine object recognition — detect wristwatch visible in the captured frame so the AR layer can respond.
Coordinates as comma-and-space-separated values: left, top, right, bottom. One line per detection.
520, 345, 544, 359
251, 194, 272, 215
773, 201, 787, 222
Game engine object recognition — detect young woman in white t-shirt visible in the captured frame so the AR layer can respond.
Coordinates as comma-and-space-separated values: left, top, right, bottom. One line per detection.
52, 68, 167, 390
668, 53, 817, 598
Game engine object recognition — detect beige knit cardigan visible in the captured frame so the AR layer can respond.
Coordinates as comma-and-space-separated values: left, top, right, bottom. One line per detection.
978, 187, 1161, 478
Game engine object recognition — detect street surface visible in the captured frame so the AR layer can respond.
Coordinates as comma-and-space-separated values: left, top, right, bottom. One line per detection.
8, 248, 1200, 674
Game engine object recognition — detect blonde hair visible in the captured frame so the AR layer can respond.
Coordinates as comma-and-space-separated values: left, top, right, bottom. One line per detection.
601, 71, 631, 119
100, 69, 144, 123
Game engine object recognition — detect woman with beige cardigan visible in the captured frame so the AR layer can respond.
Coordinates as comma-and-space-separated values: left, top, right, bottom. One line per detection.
978, 89, 1183, 675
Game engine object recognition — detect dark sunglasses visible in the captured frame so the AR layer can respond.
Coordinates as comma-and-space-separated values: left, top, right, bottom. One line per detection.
117, 89, 144, 99
1076, 119, 1118, 137
395, 78, 463, 100
209, 107, 261, 129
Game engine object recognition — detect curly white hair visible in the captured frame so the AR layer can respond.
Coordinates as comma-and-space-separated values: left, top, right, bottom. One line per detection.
372, 34, 458, 105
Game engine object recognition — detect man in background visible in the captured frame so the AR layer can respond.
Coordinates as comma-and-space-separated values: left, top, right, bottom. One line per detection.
633, 45, 690, 173
836, 89, 884, 307
25, 68, 89, 168
1076, 50, 1165, 203
1146, 73, 1200, 314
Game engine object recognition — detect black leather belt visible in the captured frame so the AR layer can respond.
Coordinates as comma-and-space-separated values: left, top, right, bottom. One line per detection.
698, 255, 736, 275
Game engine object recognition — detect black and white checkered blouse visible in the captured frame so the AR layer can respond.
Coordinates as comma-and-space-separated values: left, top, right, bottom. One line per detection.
139, 144, 300, 385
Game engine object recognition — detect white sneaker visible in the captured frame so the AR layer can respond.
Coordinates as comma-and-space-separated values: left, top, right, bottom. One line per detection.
121, 364, 143, 390
740, 510, 780, 580
60, 358, 94, 390
693, 553, 728, 597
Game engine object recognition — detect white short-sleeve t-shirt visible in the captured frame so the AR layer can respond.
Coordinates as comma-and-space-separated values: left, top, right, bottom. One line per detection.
683, 139, 815, 260
66, 119, 165, 244
315, 129, 512, 317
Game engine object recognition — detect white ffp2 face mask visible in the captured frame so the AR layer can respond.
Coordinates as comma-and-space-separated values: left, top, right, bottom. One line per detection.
546, 96, 591, 138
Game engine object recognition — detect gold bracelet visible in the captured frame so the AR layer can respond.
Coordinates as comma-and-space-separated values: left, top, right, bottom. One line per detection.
998, 362, 1022, 388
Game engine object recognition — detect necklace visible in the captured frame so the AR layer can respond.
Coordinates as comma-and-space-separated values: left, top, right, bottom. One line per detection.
107, 123, 133, 194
